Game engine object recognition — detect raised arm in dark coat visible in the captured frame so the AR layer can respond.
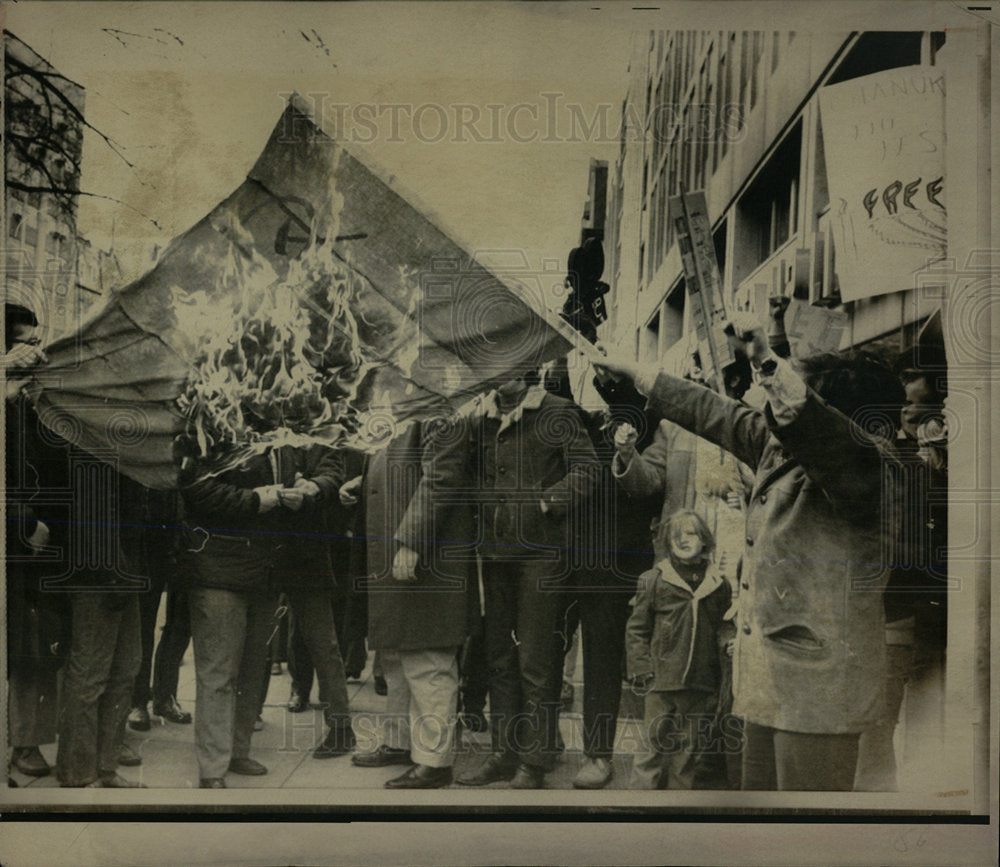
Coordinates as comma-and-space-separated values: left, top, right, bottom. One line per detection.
645, 371, 772, 471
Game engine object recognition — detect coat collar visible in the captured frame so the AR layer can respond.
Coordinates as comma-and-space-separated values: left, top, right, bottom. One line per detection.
653, 558, 723, 600
485, 384, 548, 434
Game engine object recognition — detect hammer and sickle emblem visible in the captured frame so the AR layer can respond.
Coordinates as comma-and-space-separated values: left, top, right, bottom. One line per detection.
273, 195, 317, 257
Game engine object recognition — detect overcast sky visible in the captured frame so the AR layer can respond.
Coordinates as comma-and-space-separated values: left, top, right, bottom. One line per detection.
8, 2, 636, 282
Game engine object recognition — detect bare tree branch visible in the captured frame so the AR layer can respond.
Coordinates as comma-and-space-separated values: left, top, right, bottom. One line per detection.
6, 181, 164, 229
6, 53, 147, 181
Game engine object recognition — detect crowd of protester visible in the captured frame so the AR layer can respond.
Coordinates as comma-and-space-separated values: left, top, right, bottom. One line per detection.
5, 298, 949, 791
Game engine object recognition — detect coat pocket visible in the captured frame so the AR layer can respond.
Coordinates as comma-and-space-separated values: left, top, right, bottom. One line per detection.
763, 623, 828, 655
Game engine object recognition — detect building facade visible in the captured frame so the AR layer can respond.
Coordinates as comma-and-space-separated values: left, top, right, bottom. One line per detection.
4, 33, 117, 341
605, 30, 951, 367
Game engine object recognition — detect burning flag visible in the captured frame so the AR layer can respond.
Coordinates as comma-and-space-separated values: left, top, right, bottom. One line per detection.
25, 94, 574, 489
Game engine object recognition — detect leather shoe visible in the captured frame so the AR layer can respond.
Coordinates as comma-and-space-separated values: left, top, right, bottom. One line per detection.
572, 756, 613, 789
117, 744, 142, 767
11, 746, 50, 777
313, 726, 357, 759
153, 697, 192, 724
200, 777, 226, 788
510, 763, 546, 789
385, 764, 452, 789
351, 745, 412, 768
92, 773, 147, 788
228, 757, 268, 776
455, 752, 517, 786
253, 716, 264, 731
373, 675, 388, 696
127, 705, 151, 732
286, 689, 309, 713
271, 662, 284, 676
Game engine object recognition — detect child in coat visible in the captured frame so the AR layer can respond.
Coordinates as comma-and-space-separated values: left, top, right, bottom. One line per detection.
626, 509, 734, 789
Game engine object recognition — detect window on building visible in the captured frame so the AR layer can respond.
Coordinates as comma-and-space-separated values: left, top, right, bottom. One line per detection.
46, 231, 71, 262
826, 32, 923, 85
642, 310, 661, 362
662, 279, 685, 351
713, 219, 728, 283
714, 45, 728, 173
772, 31, 780, 73
8, 213, 23, 239
739, 31, 750, 116
734, 122, 802, 280
929, 31, 946, 64
721, 33, 736, 161
750, 31, 764, 111
675, 30, 684, 84
692, 49, 712, 191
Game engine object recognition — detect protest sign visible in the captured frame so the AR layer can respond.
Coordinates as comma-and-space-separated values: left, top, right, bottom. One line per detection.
819, 65, 946, 302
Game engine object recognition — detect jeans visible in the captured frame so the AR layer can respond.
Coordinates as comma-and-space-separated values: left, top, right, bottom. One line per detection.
8, 664, 59, 748
56, 593, 141, 786
189, 587, 276, 779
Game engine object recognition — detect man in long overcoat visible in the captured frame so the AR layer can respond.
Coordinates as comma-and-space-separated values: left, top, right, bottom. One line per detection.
349, 414, 476, 788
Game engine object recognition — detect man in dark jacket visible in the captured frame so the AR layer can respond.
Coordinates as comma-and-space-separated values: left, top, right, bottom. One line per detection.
455, 370, 601, 789
350, 414, 476, 788
596, 317, 904, 791
5, 304, 68, 780
182, 443, 351, 788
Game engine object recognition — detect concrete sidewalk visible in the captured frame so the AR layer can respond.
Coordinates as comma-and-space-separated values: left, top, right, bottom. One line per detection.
10, 646, 645, 791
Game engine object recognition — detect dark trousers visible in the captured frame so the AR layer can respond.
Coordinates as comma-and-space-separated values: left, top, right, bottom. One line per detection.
558, 588, 633, 759
57, 592, 141, 786
288, 606, 312, 698
742, 721, 860, 791
132, 582, 191, 708
285, 589, 352, 731
482, 559, 563, 771
459, 620, 489, 716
